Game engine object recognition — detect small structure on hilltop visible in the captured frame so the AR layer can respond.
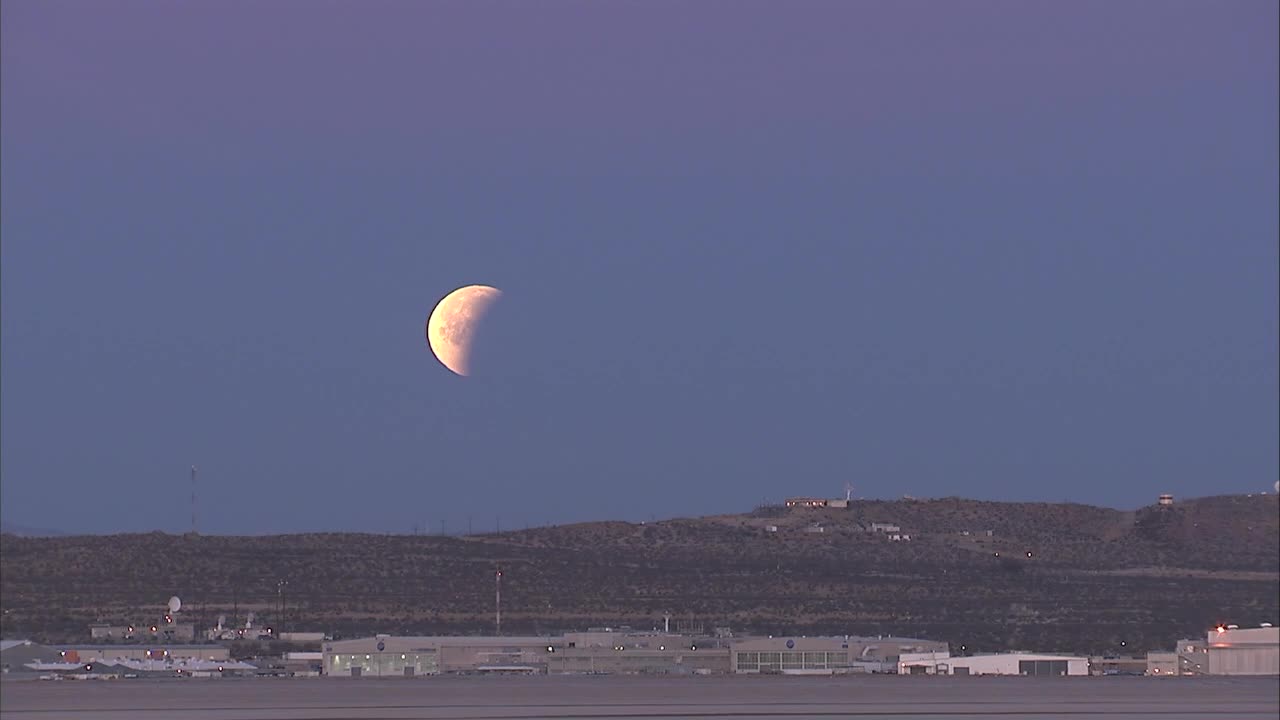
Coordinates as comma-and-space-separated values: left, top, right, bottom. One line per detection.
1158, 494, 1174, 506
787, 483, 856, 510
786, 497, 830, 509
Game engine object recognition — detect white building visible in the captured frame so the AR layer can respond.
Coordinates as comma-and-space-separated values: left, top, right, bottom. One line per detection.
1146, 651, 1178, 676
1205, 626, 1279, 675
899, 651, 1088, 676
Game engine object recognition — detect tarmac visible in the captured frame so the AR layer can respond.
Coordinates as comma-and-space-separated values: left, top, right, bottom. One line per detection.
2, 674, 1278, 720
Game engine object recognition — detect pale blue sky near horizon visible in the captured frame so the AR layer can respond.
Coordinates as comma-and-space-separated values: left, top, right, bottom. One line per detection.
2, 0, 1277, 535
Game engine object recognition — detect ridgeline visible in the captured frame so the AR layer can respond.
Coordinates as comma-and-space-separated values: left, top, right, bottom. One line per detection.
2, 494, 1276, 655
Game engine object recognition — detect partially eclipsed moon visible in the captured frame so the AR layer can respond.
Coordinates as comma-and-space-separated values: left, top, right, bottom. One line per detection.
426, 285, 503, 376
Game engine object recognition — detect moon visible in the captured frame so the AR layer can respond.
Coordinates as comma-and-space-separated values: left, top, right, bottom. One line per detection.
426, 285, 503, 376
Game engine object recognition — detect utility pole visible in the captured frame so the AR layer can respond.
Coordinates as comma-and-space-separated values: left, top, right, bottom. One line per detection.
495, 568, 502, 636
277, 579, 288, 632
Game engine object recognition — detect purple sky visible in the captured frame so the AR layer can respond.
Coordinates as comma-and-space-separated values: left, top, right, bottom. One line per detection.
2, 0, 1277, 534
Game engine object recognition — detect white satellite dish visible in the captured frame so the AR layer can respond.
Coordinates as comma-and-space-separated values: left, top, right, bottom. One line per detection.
168, 596, 182, 614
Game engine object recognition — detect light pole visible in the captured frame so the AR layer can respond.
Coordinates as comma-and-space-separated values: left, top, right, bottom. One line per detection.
277, 580, 289, 633
495, 569, 502, 636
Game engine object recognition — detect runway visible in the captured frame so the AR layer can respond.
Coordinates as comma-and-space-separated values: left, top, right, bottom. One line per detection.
2, 675, 1277, 720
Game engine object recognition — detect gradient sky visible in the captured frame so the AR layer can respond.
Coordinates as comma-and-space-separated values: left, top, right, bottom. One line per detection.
2, 0, 1277, 535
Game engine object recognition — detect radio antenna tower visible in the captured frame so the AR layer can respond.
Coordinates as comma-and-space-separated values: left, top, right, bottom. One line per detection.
190, 465, 198, 535
844, 481, 854, 503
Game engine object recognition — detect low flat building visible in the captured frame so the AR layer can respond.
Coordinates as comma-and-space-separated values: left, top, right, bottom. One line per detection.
278, 632, 326, 643
550, 645, 729, 675
1146, 651, 1178, 676
50, 644, 229, 663
283, 651, 323, 676
1089, 655, 1147, 676
323, 633, 736, 677
23, 657, 256, 677
732, 636, 947, 674
324, 635, 565, 676
89, 622, 195, 642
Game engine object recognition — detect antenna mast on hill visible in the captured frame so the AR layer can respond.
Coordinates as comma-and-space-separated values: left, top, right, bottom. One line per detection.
191, 466, 198, 535
844, 482, 854, 502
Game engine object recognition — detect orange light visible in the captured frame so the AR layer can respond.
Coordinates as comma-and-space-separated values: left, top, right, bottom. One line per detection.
1216, 626, 1226, 634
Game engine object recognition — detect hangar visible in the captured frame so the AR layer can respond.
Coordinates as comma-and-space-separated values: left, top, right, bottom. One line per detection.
898, 651, 1088, 676
732, 636, 948, 674
1205, 626, 1279, 676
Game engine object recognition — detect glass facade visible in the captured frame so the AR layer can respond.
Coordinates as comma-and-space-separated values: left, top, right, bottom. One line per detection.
735, 650, 849, 672
328, 651, 438, 677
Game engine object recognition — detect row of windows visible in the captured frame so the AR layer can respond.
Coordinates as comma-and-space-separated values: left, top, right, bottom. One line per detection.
736, 651, 848, 671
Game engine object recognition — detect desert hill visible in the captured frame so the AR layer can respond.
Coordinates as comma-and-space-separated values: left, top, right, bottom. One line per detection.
1, 494, 1276, 655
